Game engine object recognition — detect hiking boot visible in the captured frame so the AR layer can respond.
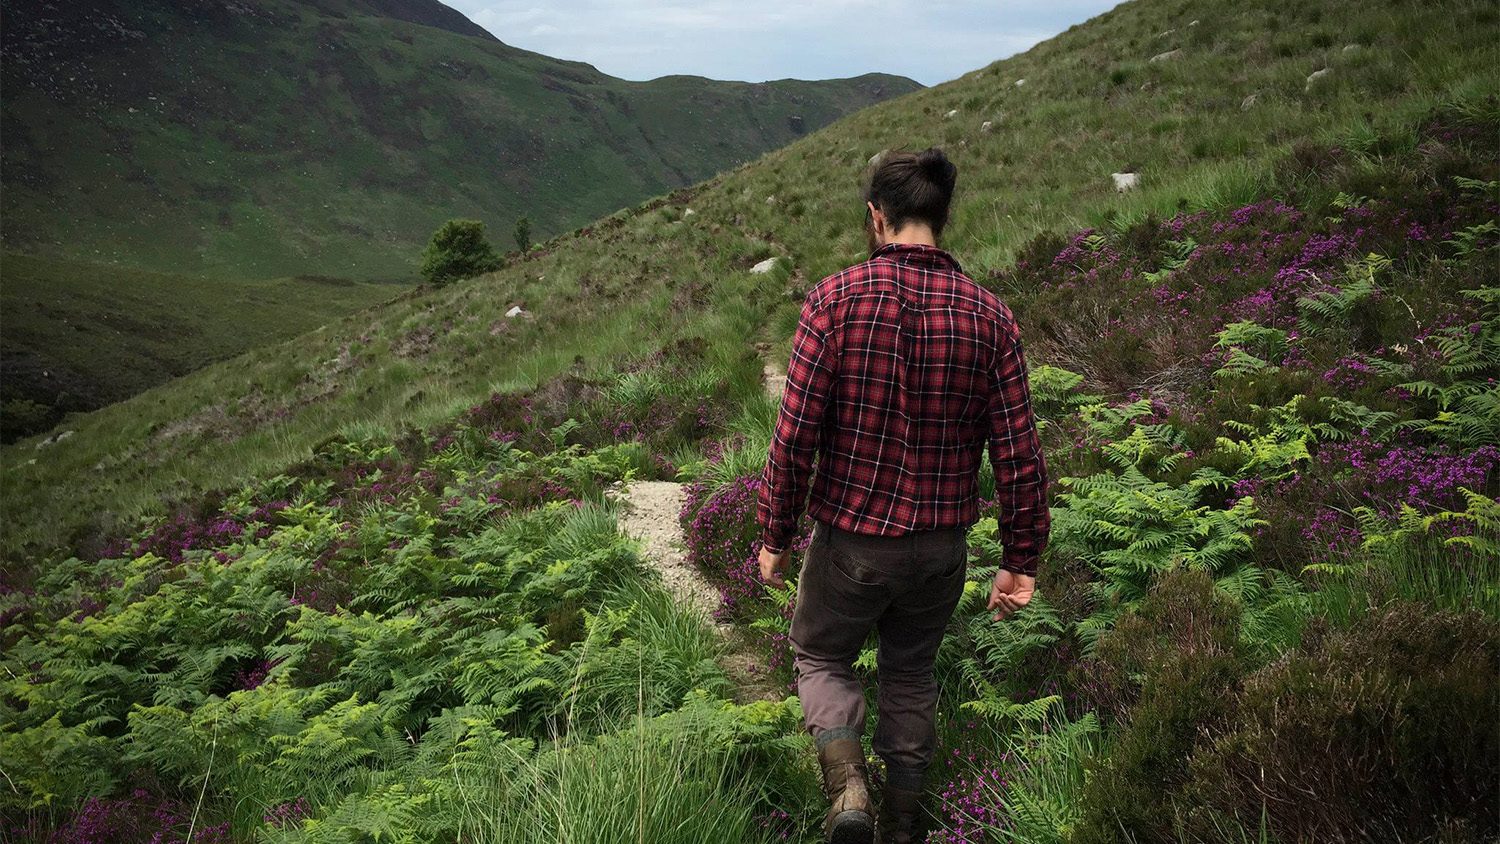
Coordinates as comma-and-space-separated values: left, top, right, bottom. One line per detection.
875, 783, 922, 844
817, 736, 875, 844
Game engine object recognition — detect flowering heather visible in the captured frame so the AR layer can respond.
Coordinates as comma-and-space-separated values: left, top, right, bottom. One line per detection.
1320, 355, 1378, 390
112, 498, 289, 564
1300, 507, 1367, 555
925, 740, 1015, 844
262, 797, 312, 829
753, 807, 795, 841
1320, 438, 1498, 515
682, 468, 818, 621
10, 788, 234, 844
682, 474, 769, 619
232, 657, 284, 690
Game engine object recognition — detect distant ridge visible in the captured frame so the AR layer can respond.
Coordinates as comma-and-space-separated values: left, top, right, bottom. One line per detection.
342, 0, 500, 40
0, 0, 921, 279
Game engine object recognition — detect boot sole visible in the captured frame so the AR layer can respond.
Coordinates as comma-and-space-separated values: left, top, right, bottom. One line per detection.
827, 809, 875, 844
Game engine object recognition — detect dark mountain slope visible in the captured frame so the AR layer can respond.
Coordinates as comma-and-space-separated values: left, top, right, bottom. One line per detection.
0, 0, 919, 278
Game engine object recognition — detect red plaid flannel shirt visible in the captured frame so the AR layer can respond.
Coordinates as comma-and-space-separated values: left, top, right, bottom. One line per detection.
756, 241, 1050, 576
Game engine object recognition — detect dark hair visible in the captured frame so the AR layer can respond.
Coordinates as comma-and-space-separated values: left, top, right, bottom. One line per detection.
864, 147, 958, 238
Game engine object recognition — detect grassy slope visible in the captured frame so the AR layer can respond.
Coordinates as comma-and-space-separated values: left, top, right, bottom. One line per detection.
0, 253, 400, 436
0, 0, 919, 280
4, 0, 1496, 561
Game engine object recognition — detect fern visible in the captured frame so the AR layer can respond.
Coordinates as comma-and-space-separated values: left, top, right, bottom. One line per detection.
1142, 238, 1198, 284
1211, 319, 1296, 381
1295, 252, 1390, 335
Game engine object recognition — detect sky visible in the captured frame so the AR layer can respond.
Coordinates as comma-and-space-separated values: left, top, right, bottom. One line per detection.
444, 1, 1122, 87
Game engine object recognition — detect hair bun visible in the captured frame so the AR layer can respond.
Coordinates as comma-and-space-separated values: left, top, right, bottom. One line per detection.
917, 148, 956, 190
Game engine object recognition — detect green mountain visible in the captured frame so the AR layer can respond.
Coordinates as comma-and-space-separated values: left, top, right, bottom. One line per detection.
0, 0, 919, 279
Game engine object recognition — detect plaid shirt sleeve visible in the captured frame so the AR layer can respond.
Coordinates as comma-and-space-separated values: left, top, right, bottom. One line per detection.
988, 320, 1051, 577
756, 294, 837, 554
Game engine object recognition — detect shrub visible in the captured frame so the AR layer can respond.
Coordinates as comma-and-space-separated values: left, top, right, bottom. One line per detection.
1070, 567, 1247, 844
513, 215, 532, 252
419, 218, 502, 286
1181, 602, 1500, 843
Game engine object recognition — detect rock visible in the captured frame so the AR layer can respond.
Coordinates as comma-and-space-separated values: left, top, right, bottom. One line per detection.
683, 208, 696, 217
750, 258, 782, 274
1014, 78, 1026, 87
34, 430, 75, 451
1189, 19, 1200, 26
1150, 49, 1183, 63
1241, 93, 1259, 111
1157, 28, 1176, 38
765, 194, 777, 205
505, 305, 524, 318
1342, 43, 1359, 53
980, 120, 994, 133
1305, 68, 1331, 90
944, 108, 959, 119
1112, 172, 1140, 192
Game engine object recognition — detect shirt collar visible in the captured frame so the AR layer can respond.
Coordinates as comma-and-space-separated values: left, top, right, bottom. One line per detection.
870, 241, 963, 273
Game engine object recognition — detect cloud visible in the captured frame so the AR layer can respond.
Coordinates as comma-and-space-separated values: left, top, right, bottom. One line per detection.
443, 1, 1121, 86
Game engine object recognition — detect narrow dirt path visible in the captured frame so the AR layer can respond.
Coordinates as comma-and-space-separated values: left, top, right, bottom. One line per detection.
612, 479, 783, 704
756, 341, 787, 403
608, 345, 796, 703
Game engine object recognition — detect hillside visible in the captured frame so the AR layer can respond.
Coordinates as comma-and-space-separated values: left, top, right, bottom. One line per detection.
0, 0, 920, 279
0, 253, 401, 442
2, 0, 1497, 841
5, 0, 1495, 562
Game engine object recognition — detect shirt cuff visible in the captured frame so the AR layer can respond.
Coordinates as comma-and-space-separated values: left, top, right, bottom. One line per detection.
999, 553, 1039, 578
758, 529, 789, 556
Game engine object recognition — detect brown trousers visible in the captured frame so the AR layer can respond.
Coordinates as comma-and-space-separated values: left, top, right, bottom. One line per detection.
790, 519, 968, 790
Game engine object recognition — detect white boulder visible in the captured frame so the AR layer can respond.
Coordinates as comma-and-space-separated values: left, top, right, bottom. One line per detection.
1150, 49, 1183, 63
505, 305, 525, 318
944, 108, 959, 119
1305, 68, 1331, 90
750, 258, 782, 275
1014, 78, 1026, 87
1112, 172, 1140, 192
980, 120, 994, 133
34, 430, 75, 451
683, 208, 696, 217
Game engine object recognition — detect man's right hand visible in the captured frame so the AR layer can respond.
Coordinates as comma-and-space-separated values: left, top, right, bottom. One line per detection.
988, 569, 1036, 622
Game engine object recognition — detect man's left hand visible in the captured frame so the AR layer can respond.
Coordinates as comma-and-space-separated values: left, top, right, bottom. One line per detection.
759, 546, 789, 588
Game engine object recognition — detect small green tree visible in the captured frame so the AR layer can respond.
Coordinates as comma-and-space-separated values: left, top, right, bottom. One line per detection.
420, 219, 501, 285
513, 216, 532, 252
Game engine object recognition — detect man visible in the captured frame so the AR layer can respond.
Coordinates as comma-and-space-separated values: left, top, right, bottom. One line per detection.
755, 147, 1050, 844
